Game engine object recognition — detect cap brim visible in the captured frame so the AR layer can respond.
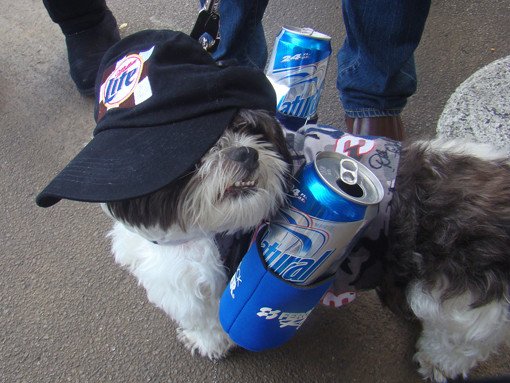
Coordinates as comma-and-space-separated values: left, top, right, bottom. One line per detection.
36, 108, 236, 207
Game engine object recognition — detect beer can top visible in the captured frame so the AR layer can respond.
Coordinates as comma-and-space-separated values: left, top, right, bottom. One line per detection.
314, 151, 384, 206
282, 26, 331, 41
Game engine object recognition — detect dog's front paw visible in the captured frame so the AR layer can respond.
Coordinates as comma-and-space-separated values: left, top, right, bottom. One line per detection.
414, 351, 462, 383
414, 352, 448, 382
177, 326, 235, 360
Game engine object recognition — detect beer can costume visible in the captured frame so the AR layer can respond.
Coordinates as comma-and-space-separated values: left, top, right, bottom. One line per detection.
220, 123, 401, 351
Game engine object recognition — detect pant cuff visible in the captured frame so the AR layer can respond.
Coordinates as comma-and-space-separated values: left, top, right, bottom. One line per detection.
344, 108, 402, 118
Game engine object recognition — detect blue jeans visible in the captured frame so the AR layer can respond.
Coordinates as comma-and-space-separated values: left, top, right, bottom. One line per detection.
208, 0, 430, 118
338, 0, 431, 117
200, 0, 269, 68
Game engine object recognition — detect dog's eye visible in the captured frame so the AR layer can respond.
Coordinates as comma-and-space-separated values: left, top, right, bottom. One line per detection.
229, 122, 249, 134
234, 123, 266, 138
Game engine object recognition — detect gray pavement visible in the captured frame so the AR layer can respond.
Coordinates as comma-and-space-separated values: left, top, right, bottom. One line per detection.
2, 0, 509, 382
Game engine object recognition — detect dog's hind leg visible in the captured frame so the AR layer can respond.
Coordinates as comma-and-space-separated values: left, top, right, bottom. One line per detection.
407, 281, 509, 382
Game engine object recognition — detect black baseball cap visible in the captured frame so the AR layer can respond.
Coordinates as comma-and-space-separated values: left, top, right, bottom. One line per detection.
36, 30, 276, 207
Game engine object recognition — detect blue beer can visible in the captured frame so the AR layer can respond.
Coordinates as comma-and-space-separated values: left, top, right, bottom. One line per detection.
261, 152, 384, 285
265, 26, 332, 120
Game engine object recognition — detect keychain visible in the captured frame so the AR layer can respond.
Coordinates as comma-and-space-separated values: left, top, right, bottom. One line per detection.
190, 0, 221, 52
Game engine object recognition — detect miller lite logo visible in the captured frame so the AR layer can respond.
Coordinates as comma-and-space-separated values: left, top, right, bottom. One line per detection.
97, 46, 155, 121
103, 54, 143, 106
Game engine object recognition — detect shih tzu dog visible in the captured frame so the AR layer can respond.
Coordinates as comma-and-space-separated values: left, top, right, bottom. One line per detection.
36, 29, 509, 382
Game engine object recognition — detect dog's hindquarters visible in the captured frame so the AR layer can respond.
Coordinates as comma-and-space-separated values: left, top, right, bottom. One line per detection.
408, 280, 510, 382
382, 139, 510, 381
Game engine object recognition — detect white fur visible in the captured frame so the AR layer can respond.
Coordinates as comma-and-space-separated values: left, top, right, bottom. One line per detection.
416, 137, 508, 162
408, 280, 510, 382
109, 221, 234, 359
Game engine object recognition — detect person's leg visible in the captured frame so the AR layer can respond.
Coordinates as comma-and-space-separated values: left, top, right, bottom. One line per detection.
338, 0, 431, 139
200, 0, 269, 69
43, 0, 108, 34
42, 0, 120, 95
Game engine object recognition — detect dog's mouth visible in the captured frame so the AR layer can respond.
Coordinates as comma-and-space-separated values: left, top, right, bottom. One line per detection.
224, 179, 258, 197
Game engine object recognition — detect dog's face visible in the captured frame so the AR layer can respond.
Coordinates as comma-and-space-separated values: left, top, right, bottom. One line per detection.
103, 109, 291, 243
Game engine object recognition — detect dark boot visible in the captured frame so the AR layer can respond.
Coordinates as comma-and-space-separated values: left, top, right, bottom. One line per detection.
65, 10, 120, 96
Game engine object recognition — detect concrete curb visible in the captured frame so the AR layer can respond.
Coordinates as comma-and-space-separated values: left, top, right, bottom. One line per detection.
437, 55, 510, 156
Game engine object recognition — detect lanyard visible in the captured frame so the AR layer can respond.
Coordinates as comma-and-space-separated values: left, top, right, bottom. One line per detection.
190, 0, 221, 52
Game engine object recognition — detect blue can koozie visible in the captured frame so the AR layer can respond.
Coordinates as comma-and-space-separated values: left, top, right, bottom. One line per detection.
219, 226, 333, 351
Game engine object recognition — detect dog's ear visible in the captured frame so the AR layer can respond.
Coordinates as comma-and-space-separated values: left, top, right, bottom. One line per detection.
232, 109, 292, 167
105, 173, 192, 230
264, 118, 293, 167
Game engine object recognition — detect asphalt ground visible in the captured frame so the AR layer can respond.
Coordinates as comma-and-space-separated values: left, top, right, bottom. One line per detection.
1, 0, 509, 382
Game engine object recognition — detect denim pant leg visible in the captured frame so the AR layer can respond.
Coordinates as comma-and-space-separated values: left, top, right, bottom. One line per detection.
200, 0, 269, 69
338, 0, 431, 118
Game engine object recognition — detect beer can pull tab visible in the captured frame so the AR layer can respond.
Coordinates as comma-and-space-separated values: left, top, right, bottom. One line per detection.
339, 158, 359, 185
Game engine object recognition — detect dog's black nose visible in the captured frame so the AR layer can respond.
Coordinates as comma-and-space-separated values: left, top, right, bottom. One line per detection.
226, 146, 259, 171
